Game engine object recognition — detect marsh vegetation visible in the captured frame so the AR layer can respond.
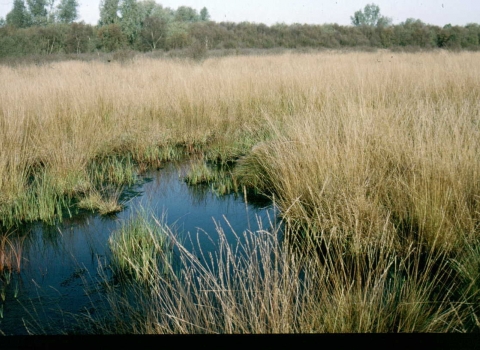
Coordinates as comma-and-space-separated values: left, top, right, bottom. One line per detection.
1, 51, 480, 333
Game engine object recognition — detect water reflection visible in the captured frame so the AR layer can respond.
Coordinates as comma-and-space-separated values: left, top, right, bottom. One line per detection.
0, 160, 275, 335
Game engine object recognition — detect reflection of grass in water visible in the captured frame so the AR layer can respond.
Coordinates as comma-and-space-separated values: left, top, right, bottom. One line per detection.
0, 230, 26, 320
0, 231, 25, 275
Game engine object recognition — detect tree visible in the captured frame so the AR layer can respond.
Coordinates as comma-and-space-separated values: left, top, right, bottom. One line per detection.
65, 22, 94, 53
27, 0, 48, 26
200, 7, 210, 21
151, 5, 175, 24
45, 0, 56, 23
99, 0, 120, 26
137, 0, 156, 20
175, 6, 199, 23
137, 0, 168, 26
57, 0, 78, 23
464, 23, 480, 48
120, 0, 140, 44
166, 21, 190, 49
351, 3, 391, 27
37, 23, 70, 54
140, 15, 167, 50
97, 23, 126, 51
152, 5, 174, 22
6, 0, 30, 28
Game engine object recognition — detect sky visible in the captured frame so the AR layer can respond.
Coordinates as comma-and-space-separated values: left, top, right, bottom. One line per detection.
0, 0, 479, 27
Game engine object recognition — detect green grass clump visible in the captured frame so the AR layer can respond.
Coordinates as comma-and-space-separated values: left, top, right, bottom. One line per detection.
184, 161, 215, 185
184, 161, 238, 196
77, 186, 123, 216
0, 170, 70, 228
108, 212, 173, 283
87, 155, 137, 188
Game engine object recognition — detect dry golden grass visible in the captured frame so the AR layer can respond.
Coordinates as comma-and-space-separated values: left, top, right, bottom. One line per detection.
1, 51, 480, 332
1, 49, 479, 246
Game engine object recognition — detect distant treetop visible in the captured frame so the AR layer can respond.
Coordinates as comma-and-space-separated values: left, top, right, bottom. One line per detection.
351, 3, 392, 27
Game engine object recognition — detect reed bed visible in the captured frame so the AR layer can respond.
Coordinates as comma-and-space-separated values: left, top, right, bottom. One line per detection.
1, 51, 480, 332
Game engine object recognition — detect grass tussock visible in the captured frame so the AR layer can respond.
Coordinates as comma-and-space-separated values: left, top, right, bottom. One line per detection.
77, 186, 123, 216
108, 211, 173, 283
78, 214, 476, 334
184, 160, 238, 196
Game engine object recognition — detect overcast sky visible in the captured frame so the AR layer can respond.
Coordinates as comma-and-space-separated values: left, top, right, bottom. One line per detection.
1, 0, 479, 27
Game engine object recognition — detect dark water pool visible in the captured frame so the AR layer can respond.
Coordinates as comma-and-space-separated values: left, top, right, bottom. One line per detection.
0, 161, 275, 335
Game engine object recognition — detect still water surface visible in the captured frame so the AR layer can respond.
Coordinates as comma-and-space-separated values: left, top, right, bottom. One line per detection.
0, 161, 274, 335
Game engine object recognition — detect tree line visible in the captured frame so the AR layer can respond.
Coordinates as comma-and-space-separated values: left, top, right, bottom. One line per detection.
0, 1, 479, 59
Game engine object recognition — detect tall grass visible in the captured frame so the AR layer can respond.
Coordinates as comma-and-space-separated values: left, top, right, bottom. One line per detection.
78, 213, 474, 333
1, 51, 480, 332
2, 51, 478, 232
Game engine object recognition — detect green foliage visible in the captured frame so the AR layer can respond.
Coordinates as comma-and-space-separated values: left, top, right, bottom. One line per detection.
120, 0, 140, 45
394, 19, 436, 47
99, 0, 120, 26
6, 0, 30, 28
351, 3, 391, 27
137, 0, 156, 20
26, 0, 48, 26
0, 11, 479, 59
97, 23, 126, 51
166, 21, 190, 49
65, 22, 94, 53
200, 7, 210, 22
436, 24, 474, 49
37, 23, 68, 54
139, 15, 167, 50
57, 0, 78, 24
463, 24, 480, 47
174, 6, 199, 23
137, 0, 164, 33
0, 27, 35, 57
152, 5, 174, 22
45, 0, 57, 23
